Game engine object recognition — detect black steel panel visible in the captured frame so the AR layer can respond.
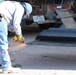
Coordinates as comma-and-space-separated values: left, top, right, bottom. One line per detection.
36, 28, 76, 42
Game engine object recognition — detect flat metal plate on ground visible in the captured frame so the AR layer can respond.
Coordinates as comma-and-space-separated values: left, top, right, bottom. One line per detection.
36, 28, 76, 42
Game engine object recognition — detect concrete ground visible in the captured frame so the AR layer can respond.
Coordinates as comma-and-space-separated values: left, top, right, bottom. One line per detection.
0, 24, 76, 75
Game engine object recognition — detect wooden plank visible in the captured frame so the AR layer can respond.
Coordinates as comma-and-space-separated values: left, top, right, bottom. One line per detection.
56, 14, 76, 19
56, 9, 76, 28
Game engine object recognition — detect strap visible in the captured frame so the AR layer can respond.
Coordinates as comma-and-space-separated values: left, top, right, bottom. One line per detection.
19, 2, 26, 14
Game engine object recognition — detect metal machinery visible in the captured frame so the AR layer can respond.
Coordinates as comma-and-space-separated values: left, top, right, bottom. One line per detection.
35, 0, 76, 42
21, 0, 66, 29
20, 0, 76, 29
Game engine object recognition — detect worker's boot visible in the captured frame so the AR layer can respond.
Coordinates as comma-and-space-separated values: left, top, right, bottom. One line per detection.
2, 67, 20, 74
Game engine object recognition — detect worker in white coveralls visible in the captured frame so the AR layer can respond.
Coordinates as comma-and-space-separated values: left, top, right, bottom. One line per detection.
0, 1, 32, 74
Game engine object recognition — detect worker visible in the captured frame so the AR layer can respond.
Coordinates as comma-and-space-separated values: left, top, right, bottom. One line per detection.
0, 1, 32, 74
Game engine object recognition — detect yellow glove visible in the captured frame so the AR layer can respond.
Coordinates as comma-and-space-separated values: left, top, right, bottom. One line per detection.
18, 35, 25, 43
13, 35, 25, 43
13, 35, 18, 41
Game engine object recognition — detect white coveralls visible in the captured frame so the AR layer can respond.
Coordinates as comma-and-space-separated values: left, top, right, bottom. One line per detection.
0, 1, 24, 70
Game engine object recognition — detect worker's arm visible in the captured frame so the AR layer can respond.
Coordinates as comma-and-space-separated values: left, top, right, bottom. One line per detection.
13, 3, 25, 43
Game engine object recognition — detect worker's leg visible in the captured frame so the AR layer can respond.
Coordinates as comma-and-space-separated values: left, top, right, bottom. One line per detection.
0, 22, 12, 70
0, 22, 20, 74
